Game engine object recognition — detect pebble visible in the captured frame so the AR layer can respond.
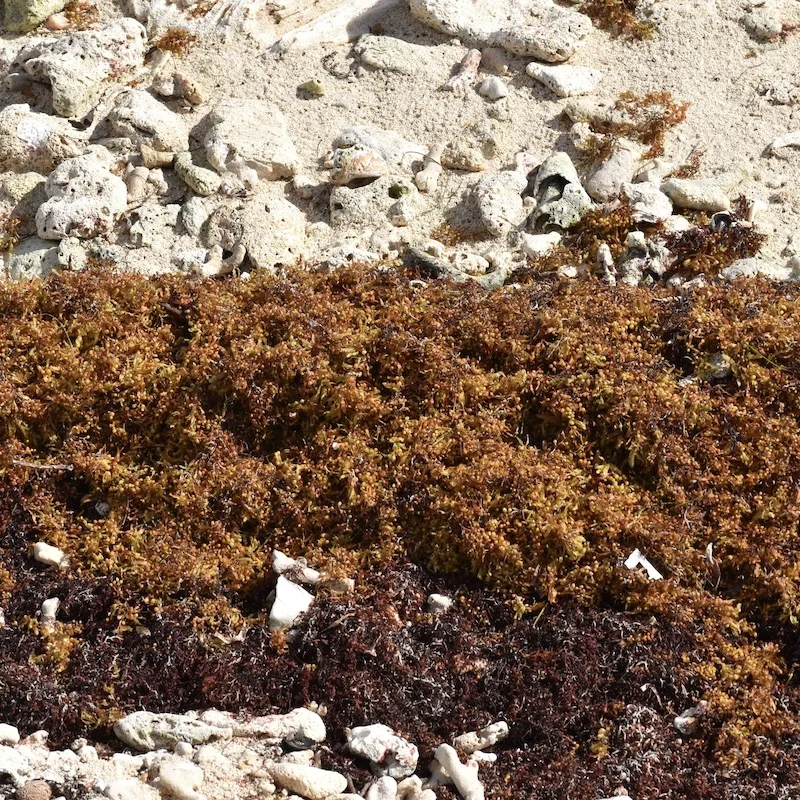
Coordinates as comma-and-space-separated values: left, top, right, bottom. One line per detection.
585, 141, 639, 202
346, 724, 419, 778
526, 63, 601, 97
367, 776, 398, 800
32, 542, 66, 568
40, 598, 59, 627
477, 77, 508, 100
622, 181, 673, 223
267, 763, 348, 800
174, 153, 222, 197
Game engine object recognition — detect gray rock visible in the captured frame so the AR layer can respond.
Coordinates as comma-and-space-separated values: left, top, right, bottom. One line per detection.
585, 141, 640, 202
36, 149, 127, 240
15, 19, 147, 118
108, 90, 190, 153
4, 0, 66, 33
113, 712, 233, 752
330, 175, 423, 231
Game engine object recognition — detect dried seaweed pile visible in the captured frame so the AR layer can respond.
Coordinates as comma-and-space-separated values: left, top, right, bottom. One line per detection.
0, 267, 799, 777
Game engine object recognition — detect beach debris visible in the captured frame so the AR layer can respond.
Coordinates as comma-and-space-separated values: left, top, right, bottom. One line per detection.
526, 63, 601, 97
32, 542, 67, 568
346, 725, 419, 778
40, 597, 59, 629
0, 725, 21, 746
624, 548, 663, 580
674, 701, 707, 736
270, 575, 314, 631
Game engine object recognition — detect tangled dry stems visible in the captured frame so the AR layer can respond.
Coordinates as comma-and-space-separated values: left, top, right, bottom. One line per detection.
0, 267, 798, 766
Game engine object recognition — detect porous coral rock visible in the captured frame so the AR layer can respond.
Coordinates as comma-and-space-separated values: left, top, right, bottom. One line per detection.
36, 148, 127, 240
13, 19, 148, 118
4, 0, 66, 33
346, 725, 419, 778
526, 63, 601, 97
113, 712, 232, 752
0, 105, 85, 174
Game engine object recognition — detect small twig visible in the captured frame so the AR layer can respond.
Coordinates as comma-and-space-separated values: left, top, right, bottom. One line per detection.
11, 459, 74, 472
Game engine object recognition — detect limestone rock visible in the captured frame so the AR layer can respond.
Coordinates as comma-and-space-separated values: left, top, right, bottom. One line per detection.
0, 104, 85, 173
267, 764, 348, 800
409, 0, 591, 61
105, 778, 161, 800
531, 152, 592, 231
660, 177, 731, 212
113, 711, 233, 752
472, 166, 529, 238
622, 181, 672, 223
526, 63, 601, 97
157, 758, 205, 800
2, 237, 59, 281
329, 175, 423, 231
426, 593, 453, 613
15, 19, 147, 118
108, 90, 190, 153
204, 99, 298, 183
354, 35, 437, 74
328, 126, 426, 173
346, 725, 419, 778
32, 541, 67, 566
36, 149, 127, 240
4, 0, 66, 34
585, 141, 639, 202
16, 780, 52, 800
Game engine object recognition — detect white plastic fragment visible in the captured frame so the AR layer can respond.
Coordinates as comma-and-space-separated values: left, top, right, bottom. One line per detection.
453, 721, 509, 754
272, 550, 321, 585
426, 593, 453, 613
433, 744, 484, 800
347, 724, 419, 778
32, 542, 67, 568
624, 548, 663, 580
269, 576, 314, 631
40, 598, 60, 628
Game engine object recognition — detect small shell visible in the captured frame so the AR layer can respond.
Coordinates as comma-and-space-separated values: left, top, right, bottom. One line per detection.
330, 144, 387, 185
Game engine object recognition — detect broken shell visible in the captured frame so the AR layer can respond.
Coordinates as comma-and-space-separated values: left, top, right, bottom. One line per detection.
126, 165, 150, 204
330, 145, 388, 186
